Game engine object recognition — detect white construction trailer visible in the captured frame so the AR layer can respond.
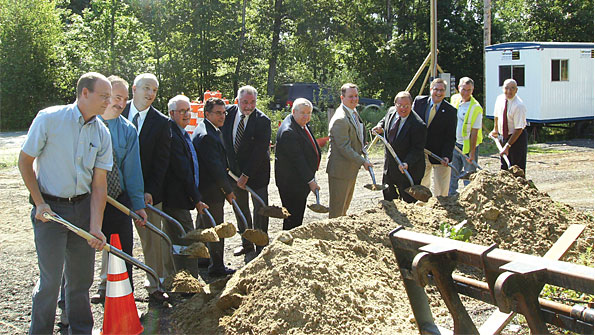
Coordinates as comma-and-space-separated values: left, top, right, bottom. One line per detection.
485, 42, 594, 135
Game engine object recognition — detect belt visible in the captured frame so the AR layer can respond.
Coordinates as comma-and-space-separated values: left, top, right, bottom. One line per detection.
42, 193, 89, 204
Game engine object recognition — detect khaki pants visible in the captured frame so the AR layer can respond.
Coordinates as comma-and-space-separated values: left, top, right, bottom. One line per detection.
328, 176, 357, 219
421, 155, 451, 197
135, 202, 175, 293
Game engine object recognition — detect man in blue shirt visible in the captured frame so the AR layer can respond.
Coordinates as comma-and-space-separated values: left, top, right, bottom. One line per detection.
19, 72, 111, 334
91, 75, 148, 303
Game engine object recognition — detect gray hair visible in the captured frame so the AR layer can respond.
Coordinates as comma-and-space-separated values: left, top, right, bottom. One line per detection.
458, 77, 474, 87
292, 98, 313, 114
167, 94, 190, 112
133, 73, 159, 87
503, 78, 517, 88
237, 85, 258, 100
107, 75, 129, 90
76, 72, 109, 98
430, 78, 447, 89
393, 91, 412, 104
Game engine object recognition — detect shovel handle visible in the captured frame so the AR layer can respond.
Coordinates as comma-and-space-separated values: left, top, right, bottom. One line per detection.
201, 208, 217, 228
228, 171, 267, 207
490, 135, 511, 168
43, 212, 162, 289
454, 146, 482, 170
376, 134, 415, 187
146, 203, 186, 236
423, 149, 459, 174
231, 199, 248, 233
107, 196, 177, 272
367, 166, 379, 185
314, 188, 321, 205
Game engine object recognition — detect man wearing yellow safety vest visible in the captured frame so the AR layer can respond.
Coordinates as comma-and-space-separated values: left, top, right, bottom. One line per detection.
448, 77, 483, 196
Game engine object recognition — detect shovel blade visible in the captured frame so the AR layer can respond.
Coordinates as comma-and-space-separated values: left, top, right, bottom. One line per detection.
242, 229, 269, 246
364, 183, 388, 191
405, 185, 432, 202
258, 205, 291, 219
215, 222, 237, 238
179, 242, 210, 259
459, 171, 474, 180
183, 228, 220, 242
308, 203, 329, 213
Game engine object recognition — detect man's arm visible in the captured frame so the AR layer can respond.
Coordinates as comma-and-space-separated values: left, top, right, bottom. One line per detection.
468, 128, 479, 162
18, 150, 52, 222
89, 167, 107, 250
500, 128, 524, 155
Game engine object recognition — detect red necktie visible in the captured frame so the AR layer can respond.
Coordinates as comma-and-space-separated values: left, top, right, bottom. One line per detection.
304, 126, 320, 168
502, 99, 509, 141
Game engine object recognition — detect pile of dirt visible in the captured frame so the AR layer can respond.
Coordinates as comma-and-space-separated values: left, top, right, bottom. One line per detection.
169, 169, 593, 334
164, 270, 204, 293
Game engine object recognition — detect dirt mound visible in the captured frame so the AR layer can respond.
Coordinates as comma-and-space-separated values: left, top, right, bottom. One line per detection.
170, 170, 593, 334
164, 270, 204, 293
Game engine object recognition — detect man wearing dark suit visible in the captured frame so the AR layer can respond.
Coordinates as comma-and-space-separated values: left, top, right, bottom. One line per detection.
221, 85, 271, 255
193, 98, 237, 277
162, 95, 208, 275
412, 78, 457, 197
275, 98, 321, 230
373, 91, 427, 202
121, 73, 172, 302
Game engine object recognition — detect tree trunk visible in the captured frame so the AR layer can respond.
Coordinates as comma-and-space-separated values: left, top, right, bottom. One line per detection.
233, 0, 247, 96
266, 0, 283, 96
109, 0, 117, 74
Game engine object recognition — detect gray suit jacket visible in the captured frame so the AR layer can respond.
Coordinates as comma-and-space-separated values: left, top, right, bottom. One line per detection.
326, 105, 366, 179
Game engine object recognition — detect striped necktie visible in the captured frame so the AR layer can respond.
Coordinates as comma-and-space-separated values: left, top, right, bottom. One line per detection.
234, 114, 246, 153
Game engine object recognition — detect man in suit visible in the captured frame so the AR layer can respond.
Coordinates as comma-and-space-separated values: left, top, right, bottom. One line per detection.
373, 91, 427, 202
162, 95, 208, 274
326, 83, 373, 219
193, 97, 237, 277
221, 85, 271, 255
275, 98, 321, 230
412, 78, 457, 197
490, 78, 528, 170
121, 73, 172, 302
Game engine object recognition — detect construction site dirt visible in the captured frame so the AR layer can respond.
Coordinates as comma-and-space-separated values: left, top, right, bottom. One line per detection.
0, 132, 592, 334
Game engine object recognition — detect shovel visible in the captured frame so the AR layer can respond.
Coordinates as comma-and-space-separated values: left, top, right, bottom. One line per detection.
231, 199, 269, 246
490, 135, 511, 168
308, 188, 329, 213
375, 134, 432, 202
423, 149, 460, 176
43, 212, 164, 292
184, 208, 236, 240
362, 147, 387, 191
228, 171, 290, 219
147, 203, 219, 243
454, 146, 482, 180
107, 196, 208, 261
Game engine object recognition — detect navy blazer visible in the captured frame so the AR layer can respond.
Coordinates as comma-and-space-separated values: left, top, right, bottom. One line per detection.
274, 114, 321, 191
162, 119, 201, 209
380, 108, 427, 182
221, 105, 271, 190
412, 96, 457, 164
192, 120, 234, 204
122, 102, 171, 204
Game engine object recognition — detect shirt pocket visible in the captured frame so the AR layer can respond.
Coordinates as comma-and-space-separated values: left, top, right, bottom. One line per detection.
83, 145, 99, 170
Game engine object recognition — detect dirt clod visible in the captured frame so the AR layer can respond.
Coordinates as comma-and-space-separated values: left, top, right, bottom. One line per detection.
215, 222, 237, 238
164, 270, 204, 293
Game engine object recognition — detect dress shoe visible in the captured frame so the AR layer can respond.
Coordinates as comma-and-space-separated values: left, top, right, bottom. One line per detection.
90, 289, 106, 304
233, 245, 255, 256
148, 290, 169, 303
208, 267, 236, 278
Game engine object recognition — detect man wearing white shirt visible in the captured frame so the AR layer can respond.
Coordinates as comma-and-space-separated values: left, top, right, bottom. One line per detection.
326, 83, 373, 218
122, 73, 173, 302
490, 78, 528, 171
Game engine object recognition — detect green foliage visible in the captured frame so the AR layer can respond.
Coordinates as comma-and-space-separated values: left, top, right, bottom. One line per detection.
440, 221, 473, 241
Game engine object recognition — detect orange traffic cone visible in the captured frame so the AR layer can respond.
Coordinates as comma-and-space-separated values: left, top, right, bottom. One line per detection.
102, 234, 143, 335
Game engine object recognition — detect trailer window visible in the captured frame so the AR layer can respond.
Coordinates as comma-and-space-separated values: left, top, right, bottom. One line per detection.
498, 65, 525, 87
551, 59, 569, 81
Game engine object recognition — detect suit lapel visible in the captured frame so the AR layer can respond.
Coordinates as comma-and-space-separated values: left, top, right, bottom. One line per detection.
342, 105, 364, 146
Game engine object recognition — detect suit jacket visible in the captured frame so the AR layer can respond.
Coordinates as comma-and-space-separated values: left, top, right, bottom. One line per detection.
378, 107, 427, 182
326, 105, 366, 179
162, 119, 201, 209
412, 96, 457, 164
122, 102, 171, 204
221, 105, 271, 190
193, 120, 234, 204
275, 114, 321, 191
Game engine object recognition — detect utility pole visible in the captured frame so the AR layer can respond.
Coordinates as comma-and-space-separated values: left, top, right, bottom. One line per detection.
483, 0, 491, 107
430, 0, 437, 78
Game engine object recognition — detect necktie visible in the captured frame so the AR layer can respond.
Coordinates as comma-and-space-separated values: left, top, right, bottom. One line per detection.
184, 132, 200, 188
234, 114, 246, 153
103, 121, 122, 198
427, 104, 436, 127
388, 117, 401, 142
304, 126, 320, 167
502, 100, 509, 140
352, 111, 363, 142
132, 113, 140, 130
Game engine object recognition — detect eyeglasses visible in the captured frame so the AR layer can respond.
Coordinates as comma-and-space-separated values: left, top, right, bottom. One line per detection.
175, 109, 191, 115
208, 111, 228, 116
395, 104, 410, 109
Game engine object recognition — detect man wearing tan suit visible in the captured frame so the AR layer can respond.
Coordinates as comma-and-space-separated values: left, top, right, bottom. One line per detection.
326, 83, 373, 218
